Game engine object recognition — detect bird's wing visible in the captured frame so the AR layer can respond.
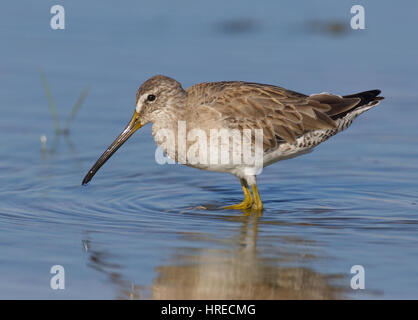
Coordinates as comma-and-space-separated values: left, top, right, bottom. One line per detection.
189, 82, 360, 151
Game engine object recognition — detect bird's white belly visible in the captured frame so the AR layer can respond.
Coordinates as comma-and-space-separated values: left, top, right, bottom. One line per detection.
178, 128, 335, 177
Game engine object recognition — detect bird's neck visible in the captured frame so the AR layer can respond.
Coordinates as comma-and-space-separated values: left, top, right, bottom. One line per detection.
151, 95, 189, 162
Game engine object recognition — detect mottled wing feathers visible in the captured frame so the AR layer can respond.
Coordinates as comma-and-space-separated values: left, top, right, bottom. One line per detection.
188, 82, 382, 151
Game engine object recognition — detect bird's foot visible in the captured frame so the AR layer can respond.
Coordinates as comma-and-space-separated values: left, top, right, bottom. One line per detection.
251, 201, 263, 212
251, 185, 263, 212
223, 199, 253, 210
189, 205, 208, 210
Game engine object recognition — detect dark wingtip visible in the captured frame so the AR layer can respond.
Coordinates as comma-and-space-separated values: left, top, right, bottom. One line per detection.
343, 89, 383, 105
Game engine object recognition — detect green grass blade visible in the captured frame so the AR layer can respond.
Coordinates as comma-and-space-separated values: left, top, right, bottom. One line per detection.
40, 69, 61, 133
64, 87, 89, 132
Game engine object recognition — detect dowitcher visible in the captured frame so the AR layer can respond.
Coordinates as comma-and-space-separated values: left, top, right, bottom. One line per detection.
82, 75, 384, 211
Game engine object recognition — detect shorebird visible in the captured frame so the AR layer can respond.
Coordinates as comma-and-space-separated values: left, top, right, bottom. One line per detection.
82, 75, 383, 211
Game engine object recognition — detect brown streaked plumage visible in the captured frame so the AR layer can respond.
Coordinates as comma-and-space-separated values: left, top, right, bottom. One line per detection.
82, 75, 384, 212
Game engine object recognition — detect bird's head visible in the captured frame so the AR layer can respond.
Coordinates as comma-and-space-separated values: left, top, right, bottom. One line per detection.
134, 75, 186, 125
81, 75, 185, 185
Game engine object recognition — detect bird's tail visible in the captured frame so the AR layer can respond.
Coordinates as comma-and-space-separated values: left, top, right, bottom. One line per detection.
344, 89, 384, 106
337, 89, 384, 119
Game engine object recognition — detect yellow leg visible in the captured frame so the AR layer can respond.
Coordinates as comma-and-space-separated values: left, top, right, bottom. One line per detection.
251, 184, 263, 211
224, 179, 253, 210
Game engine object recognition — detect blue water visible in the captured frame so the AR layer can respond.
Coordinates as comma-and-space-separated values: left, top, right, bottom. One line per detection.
1, 0, 417, 299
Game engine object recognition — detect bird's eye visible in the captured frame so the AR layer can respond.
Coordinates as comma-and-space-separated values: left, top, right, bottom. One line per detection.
147, 94, 156, 102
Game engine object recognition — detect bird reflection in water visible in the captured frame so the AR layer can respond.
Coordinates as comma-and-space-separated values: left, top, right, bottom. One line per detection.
83, 214, 346, 299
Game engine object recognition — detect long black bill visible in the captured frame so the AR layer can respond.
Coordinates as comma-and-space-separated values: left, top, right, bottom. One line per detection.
82, 111, 142, 185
